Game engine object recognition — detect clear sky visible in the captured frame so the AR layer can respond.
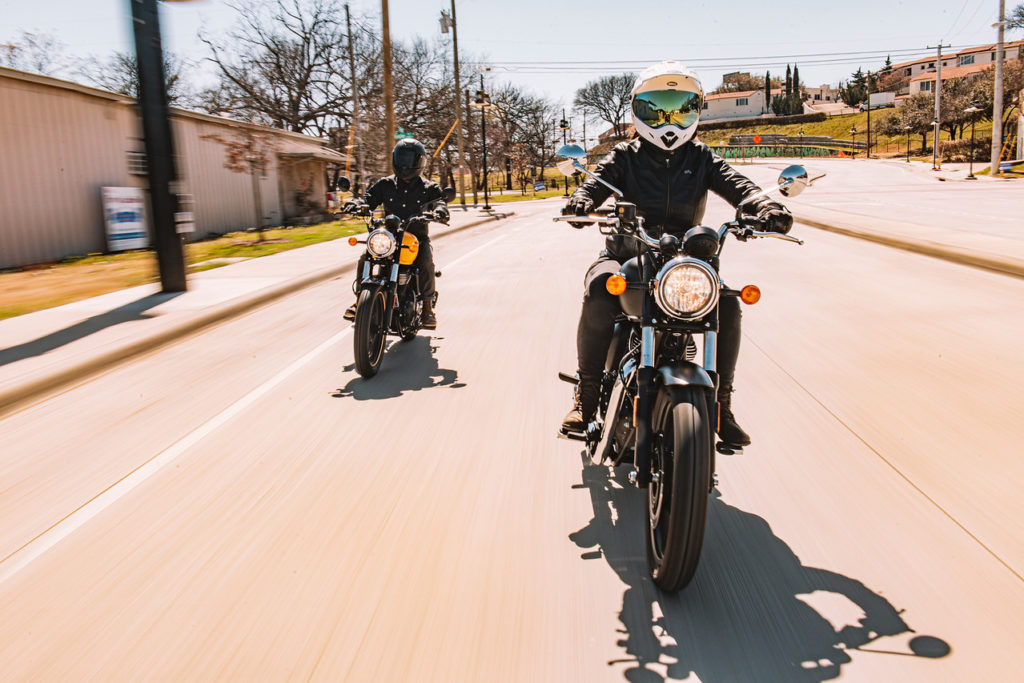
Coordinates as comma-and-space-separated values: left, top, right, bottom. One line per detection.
1, 0, 1009, 111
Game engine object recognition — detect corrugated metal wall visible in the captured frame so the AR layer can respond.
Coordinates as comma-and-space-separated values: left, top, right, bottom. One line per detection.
0, 73, 140, 268
0, 68, 336, 270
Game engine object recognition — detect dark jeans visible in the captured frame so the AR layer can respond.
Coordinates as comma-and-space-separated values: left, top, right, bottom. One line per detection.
354, 234, 435, 299
576, 255, 741, 395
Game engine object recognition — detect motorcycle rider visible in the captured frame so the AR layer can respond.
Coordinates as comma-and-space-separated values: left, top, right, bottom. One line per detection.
561, 61, 793, 449
344, 138, 448, 329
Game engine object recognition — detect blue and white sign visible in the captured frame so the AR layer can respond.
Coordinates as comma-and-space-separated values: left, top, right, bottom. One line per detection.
533, 181, 546, 192
102, 187, 149, 251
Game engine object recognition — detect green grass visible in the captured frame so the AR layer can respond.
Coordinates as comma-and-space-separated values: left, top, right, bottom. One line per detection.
1, 219, 366, 320
700, 110, 996, 157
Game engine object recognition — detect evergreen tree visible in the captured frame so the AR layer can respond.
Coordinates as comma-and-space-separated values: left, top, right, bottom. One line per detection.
792, 64, 801, 94
764, 70, 771, 113
785, 64, 792, 96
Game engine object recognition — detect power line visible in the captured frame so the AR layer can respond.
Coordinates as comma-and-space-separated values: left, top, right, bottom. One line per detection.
486, 45, 974, 66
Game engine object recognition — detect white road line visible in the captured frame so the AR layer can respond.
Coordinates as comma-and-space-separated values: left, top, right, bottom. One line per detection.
0, 229, 513, 586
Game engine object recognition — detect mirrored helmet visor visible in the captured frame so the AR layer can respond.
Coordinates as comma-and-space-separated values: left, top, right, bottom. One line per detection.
632, 90, 703, 130
393, 147, 422, 170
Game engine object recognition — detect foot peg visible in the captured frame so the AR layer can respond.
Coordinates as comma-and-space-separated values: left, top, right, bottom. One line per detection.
558, 427, 587, 442
558, 371, 579, 385
716, 442, 744, 456
435, 270, 442, 277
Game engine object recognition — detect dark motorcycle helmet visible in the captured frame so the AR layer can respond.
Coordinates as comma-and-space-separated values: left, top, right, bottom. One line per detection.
392, 138, 427, 182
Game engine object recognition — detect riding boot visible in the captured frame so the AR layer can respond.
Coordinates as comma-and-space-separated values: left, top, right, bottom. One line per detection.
717, 388, 751, 447
561, 374, 601, 433
421, 299, 437, 329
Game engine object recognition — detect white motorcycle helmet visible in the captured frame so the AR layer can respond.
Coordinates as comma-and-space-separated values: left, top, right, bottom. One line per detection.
630, 61, 704, 152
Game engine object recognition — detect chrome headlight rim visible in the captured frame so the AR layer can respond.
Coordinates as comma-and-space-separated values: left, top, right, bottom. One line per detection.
654, 257, 720, 320
366, 228, 396, 258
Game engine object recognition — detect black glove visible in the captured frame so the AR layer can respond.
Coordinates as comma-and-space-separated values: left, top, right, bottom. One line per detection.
561, 195, 594, 216
433, 207, 450, 224
757, 203, 793, 234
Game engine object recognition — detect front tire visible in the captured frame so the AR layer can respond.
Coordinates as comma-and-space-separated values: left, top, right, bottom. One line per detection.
645, 385, 712, 592
353, 287, 387, 378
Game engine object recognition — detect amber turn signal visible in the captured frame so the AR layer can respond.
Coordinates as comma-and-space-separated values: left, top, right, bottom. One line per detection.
606, 274, 627, 296
348, 236, 359, 246
740, 284, 761, 305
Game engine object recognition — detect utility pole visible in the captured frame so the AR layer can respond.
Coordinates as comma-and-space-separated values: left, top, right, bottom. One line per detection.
927, 43, 950, 170
441, 1, 466, 207
381, 0, 395, 152
991, 0, 1007, 173
130, 0, 186, 292
345, 4, 365, 192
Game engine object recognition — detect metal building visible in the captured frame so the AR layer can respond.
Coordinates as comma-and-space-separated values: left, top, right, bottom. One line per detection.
0, 66, 346, 270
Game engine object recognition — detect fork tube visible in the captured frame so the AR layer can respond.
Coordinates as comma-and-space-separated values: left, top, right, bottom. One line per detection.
634, 253, 656, 488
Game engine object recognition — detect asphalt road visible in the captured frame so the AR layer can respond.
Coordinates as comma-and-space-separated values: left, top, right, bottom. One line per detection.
2, 196, 1023, 681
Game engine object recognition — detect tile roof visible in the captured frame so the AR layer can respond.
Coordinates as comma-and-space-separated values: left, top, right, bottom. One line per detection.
909, 62, 993, 82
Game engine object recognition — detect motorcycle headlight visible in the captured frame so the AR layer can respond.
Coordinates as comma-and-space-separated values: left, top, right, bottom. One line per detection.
654, 257, 720, 320
366, 228, 396, 258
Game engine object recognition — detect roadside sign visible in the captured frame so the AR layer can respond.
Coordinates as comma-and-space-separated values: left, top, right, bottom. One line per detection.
534, 182, 546, 192
753, 134, 762, 144
102, 187, 149, 251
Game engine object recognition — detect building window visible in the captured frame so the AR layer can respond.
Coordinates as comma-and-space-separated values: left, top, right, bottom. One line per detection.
814, 94, 821, 100
960, 55, 975, 66
735, 98, 748, 106
920, 81, 932, 92
905, 68, 912, 76
126, 151, 147, 175
702, 101, 708, 109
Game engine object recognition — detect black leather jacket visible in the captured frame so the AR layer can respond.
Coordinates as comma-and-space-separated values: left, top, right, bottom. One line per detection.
572, 138, 778, 243
364, 175, 446, 236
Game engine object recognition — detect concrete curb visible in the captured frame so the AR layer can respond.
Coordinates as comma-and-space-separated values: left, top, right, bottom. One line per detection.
795, 216, 1024, 280
0, 212, 512, 417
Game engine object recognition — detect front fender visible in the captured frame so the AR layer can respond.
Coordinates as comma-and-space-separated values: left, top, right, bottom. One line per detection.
657, 362, 714, 390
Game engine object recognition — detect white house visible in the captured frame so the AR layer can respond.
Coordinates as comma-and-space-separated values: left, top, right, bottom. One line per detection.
702, 88, 782, 121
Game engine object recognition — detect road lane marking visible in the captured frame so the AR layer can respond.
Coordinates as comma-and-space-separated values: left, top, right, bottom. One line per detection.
0, 229, 513, 586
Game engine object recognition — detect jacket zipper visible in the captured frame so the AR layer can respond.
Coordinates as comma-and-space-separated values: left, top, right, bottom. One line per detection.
664, 156, 671, 223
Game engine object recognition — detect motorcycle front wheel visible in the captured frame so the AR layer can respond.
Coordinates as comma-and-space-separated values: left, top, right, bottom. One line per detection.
646, 385, 711, 592
353, 286, 387, 378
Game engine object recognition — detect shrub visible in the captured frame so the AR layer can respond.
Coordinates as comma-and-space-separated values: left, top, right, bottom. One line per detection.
939, 136, 992, 162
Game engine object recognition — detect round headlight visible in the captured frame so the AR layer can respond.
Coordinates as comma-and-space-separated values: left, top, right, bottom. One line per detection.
654, 258, 719, 319
366, 229, 396, 258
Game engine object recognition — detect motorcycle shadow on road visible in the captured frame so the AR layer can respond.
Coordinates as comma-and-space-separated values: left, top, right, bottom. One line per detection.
332, 335, 466, 400
569, 462, 951, 682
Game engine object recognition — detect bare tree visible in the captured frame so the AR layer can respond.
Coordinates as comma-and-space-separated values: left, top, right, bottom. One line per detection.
199, 0, 350, 135
202, 129, 279, 240
573, 73, 636, 139
78, 51, 192, 104
0, 30, 68, 76
1008, 3, 1024, 30
711, 72, 764, 94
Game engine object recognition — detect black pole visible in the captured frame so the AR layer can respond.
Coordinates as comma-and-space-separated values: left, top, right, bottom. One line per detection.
967, 117, 977, 180
130, 0, 186, 292
480, 74, 490, 211
562, 108, 568, 197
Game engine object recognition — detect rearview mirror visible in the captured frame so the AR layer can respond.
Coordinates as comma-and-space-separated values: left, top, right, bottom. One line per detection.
442, 186, 456, 202
555, 144, 586, 177
336, 176, 351, 192
777, 165, 809, 198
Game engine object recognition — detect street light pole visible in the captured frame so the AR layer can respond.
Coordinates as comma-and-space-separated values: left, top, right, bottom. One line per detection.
474, 73, 491, 211
130, 0, 186, 292
440, 1, 466, 207
966, 102, 981, 179
345, 4, 365, 192
926, 42, 950, 171
559, 109, 570, 196
904, 123, 912, 163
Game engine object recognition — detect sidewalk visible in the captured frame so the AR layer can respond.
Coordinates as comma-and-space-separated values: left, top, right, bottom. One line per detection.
0, 208, 514, 415
738, 160, 1024, 279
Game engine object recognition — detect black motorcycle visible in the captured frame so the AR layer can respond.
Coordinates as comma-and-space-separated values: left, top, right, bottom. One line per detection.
553, 146, 816, 591
340, 181, 454, 378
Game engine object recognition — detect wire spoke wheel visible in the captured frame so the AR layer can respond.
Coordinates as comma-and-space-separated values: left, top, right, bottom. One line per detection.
354, 287, 387, 378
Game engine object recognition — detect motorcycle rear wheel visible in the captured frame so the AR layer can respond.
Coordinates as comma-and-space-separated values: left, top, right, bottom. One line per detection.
354, 287, 387, 378
645, 385, 711, 592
